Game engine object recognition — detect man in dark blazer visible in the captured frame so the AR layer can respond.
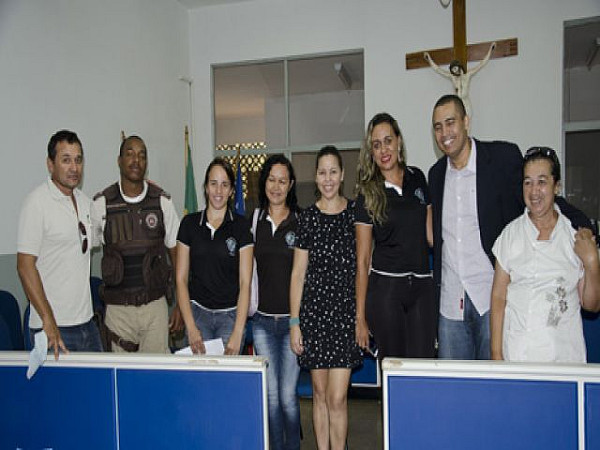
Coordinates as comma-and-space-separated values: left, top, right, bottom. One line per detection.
428, 94, 590, 360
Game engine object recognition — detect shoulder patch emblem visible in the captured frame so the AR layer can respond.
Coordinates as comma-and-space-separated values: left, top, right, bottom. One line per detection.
285, 231, 296, 249
145, 212, 159, 229
414, 188, 426, 205
226, 237, 237, 256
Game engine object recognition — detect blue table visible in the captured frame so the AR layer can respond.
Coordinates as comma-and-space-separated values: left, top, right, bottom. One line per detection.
0, 353, 267, 449
383, 359, 600, 450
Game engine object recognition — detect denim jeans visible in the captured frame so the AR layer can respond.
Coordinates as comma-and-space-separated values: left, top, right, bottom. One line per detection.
252, 313, 301, 450
31, 319, 103, 353
191, 303, 245, 354
438, 292, 490, 360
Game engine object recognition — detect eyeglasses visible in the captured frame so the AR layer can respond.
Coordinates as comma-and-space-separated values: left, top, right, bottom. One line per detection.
78, 221, 88, 254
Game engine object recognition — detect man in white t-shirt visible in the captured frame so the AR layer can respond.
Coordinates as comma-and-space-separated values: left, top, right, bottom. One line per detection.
17, 130, 102, 359
91, 136, 180, 353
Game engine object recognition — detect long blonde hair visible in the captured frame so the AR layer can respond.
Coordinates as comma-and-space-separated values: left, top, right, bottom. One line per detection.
356, 113, 406, 224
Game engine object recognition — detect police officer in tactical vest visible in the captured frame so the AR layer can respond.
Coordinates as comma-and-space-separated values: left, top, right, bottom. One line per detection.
92, 136, 182, 352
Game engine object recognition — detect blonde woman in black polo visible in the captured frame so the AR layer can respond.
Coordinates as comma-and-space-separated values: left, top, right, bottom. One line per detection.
355, 113, 437, 360
176, 157, 253, 355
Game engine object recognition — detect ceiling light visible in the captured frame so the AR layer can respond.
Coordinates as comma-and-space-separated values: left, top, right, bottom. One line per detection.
334, 62, 352, 90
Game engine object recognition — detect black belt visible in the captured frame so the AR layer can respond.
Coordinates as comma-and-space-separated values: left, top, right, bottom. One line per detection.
106, 327, 139, 352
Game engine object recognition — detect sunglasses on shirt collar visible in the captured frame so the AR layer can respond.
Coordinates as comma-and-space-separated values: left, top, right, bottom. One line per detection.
78, 221, 88, 254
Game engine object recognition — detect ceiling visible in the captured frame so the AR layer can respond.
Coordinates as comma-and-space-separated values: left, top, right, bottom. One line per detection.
177, 0, 252, 8
564, 19, 600, 69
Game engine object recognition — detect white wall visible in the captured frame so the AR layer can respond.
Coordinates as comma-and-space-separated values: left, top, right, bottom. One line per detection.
188, 0, 600, 180
0, 0, 190, 257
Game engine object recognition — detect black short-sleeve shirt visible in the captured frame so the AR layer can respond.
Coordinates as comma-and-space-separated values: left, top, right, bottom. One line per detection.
177, 209, 253, 309
356, 166, 431, 274
254, 209, 299, 315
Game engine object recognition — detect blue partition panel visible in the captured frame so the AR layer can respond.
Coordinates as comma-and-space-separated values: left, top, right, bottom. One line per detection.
0, 366, 117, 449
388, 376, 578, 450
117, 369, 265, 449
351, 355, 379, 386
586, 383, 600, 450
583, 310, 600, 363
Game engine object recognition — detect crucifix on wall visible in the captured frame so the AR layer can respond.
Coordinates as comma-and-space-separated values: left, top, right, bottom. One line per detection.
406, 0, 518, 117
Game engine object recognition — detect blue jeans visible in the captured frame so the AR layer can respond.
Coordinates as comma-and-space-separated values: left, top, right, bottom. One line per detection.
438, 292, 490, 360
31, 319, 103, 352
252, 313, 301, 450
191, 304, 245, 354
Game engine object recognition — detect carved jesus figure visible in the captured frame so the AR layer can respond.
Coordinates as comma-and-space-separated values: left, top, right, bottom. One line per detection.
424, 42, 496, 117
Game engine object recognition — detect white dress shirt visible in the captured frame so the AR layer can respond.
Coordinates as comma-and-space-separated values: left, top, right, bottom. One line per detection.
440, 139, 495, 320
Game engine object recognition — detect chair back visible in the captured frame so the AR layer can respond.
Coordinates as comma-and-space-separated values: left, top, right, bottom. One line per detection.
0, 315, 13, 350
89, 276, 109, 351
23, 304, 32, 350
583, 310, 600, 363
0, 290, 24, 350
90, 276, 105, 313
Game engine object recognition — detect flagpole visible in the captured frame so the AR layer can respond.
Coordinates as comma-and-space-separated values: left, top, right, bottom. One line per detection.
179, 76, 194, 151
234, 147, 246, 216
183, 125, 198, 215
184, 126, 189, 166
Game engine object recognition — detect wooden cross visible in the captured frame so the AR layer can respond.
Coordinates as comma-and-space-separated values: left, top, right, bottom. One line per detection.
406, 0, 518, 70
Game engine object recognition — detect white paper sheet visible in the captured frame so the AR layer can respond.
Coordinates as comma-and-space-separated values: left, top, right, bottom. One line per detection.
174, 338, 225, 356
27, 331, 48, 379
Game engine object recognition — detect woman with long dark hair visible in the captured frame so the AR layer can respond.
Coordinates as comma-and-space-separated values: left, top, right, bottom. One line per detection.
252, 154, 301, 450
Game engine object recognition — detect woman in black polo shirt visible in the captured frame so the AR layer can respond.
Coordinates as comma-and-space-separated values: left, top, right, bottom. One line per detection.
251, 155, 301, 450
355, 112, 437, 359
176, 157, 253, 355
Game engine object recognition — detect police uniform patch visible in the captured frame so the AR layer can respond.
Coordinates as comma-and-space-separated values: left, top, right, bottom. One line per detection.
145, 212, 159, 229
226, 237, 237, 256
285, 231, 296, 249
414, 188, 426, 205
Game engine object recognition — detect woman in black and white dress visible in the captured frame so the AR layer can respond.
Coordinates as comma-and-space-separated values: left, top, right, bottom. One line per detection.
289, 146, 361, 450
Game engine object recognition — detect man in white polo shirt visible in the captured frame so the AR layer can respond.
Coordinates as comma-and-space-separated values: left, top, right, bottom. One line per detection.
17, 130, 102, 359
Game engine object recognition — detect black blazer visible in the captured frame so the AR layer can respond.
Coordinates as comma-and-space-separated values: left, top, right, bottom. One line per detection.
427, 138, 590, 304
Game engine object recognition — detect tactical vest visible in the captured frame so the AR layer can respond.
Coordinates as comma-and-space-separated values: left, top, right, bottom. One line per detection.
96, 183, 172, 306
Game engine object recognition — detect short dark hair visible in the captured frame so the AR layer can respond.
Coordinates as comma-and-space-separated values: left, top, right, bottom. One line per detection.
315, 145, 344, 199
47, 130, 82, 161
434, 94, 467, 118
203, 157, 236, 207
523, 146, 561, 182
119, 135, 145, 157
258, 154, 298, 212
